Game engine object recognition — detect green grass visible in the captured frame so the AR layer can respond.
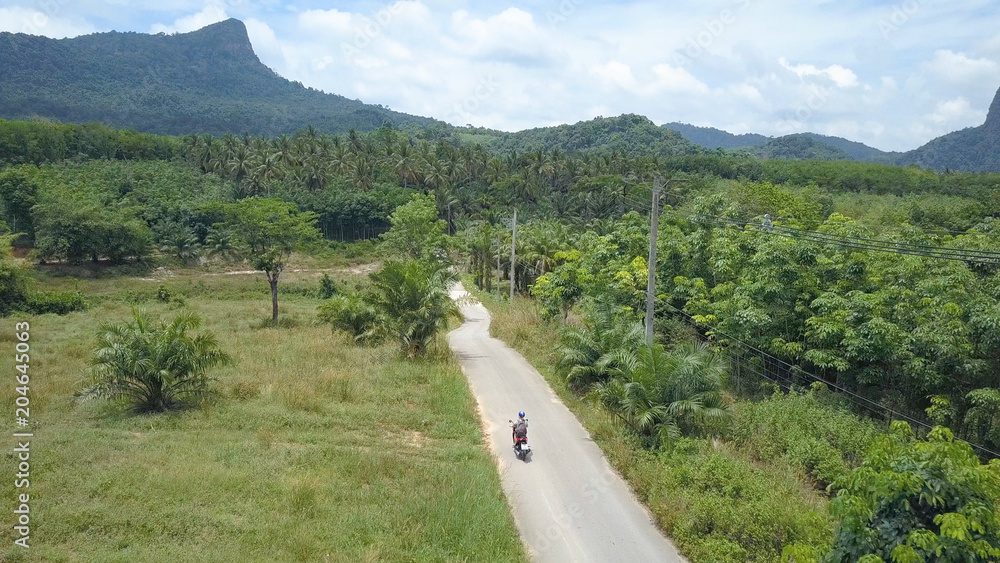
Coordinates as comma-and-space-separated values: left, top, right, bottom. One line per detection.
473, 289, 835, 562
0, 265, 525, 562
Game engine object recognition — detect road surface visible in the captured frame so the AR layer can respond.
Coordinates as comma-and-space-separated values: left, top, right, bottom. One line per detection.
448, 285, 685, 563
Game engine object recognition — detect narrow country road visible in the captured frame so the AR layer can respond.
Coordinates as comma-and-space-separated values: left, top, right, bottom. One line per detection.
447, 284, 685, 563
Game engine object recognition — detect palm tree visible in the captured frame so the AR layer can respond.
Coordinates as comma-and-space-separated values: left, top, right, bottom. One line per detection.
159, 230, 201, 264
80, 311, 231, 413
557, 303, 645, 389
366, 261, 460, 357
205, 229, 239, 262
393, 141, 418, 188
597, 342, 729, 447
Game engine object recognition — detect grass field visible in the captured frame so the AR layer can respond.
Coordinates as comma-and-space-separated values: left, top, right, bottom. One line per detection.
0, 262, 526, 562
473, 289, 834, 562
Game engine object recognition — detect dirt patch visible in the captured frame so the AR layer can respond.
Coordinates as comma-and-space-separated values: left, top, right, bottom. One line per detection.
404, 431, 427, 449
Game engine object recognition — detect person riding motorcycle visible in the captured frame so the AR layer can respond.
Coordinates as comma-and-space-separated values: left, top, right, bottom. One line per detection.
511, 411, 528, 452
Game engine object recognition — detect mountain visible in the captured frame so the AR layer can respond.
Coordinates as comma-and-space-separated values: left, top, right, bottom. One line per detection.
797, 133, 897, 163
897, 87, 1000, 172
479, 114, 700, 157
663, 123, 770, 150
0, 19, 437, 136
664, 123, 897, 163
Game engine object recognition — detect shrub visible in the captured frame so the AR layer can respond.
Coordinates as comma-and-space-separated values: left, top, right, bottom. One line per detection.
79, 310, 230, 413
365, 261, 459, 356
317, 293, 378, 342
25, 290, 87, 315
317, 273, 337, 299
728, 387, 879, 488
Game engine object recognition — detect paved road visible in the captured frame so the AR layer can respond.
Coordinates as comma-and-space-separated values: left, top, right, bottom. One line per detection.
447, 285, 685, 563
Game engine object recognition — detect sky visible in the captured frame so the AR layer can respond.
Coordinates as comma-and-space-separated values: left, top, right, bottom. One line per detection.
1, 0, 998, 152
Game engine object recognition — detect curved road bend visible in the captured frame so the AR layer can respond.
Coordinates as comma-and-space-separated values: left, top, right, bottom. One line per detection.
447, 284, 685, 563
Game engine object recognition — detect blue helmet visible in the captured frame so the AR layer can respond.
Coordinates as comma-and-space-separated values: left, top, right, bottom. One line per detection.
518, 411, 525, 418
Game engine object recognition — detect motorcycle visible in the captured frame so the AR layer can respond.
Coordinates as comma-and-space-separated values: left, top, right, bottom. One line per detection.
509, 420, 532, 461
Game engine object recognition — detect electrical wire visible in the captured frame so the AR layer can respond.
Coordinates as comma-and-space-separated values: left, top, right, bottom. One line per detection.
656, 297, 1000, 459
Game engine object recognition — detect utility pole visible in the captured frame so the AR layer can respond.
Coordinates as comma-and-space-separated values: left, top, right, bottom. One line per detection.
645, 178, 660, 346
496, 232, 502, 298
645, 177, 689, 345
509, 209, 517, 302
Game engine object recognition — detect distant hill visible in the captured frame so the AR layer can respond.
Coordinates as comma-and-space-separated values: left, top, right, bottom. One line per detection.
663, 123, 769, 150
749, 134, 851, 161
897, 87, 1000, 172
0, 19, 437, 136
664, 123, 897, 163
472, 114, 701, 157
797, 133, 897, 163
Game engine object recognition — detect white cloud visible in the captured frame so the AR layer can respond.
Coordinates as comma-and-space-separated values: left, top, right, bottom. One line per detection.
779, 58, 859, 88
925, 97, 986, 126
151, 5, 228, 34
923, 49, 998, 84
0, 6, 94, 38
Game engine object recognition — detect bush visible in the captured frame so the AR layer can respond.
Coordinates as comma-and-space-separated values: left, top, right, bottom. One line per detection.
647, 438, 834, 562
79, 311, 230, 413
24, 290, 87, 315
727, 386, 879, 488
317, 273, 337, 299
0, 234, 29, 316
317, 293, 378, 342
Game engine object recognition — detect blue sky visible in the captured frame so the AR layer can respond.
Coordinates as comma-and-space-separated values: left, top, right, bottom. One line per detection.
1, 0, 998, 151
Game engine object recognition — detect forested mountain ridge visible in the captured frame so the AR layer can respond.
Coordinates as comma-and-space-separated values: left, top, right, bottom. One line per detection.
664, 124, 899, 163
897, 87, 1000, 172
0, 19, 438, 136
469, 114, 701, 156
662, 122, 770, 150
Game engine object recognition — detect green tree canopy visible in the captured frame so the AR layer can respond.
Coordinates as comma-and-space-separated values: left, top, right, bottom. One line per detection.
215, 197, 320, 322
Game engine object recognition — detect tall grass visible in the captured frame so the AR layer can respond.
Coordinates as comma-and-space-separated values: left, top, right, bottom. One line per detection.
0, 268, 525, 562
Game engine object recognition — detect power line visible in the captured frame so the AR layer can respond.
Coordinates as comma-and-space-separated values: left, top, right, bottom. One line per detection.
701, 215, 1000, 265
655, 297, 1000, 459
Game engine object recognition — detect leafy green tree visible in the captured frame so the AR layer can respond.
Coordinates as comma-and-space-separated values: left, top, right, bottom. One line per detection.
827, 422, 1000, 562
365, 261, 460, 356
80, 311, 231, 413
378, 193, 449, 263
531, 250, 591, 320
0, 234, 29, 316
159, 229, 201, 264
33, 200, 152, 264
597, 342, 729, 447
218, 198, 320, 323
0, 168, 38, 244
